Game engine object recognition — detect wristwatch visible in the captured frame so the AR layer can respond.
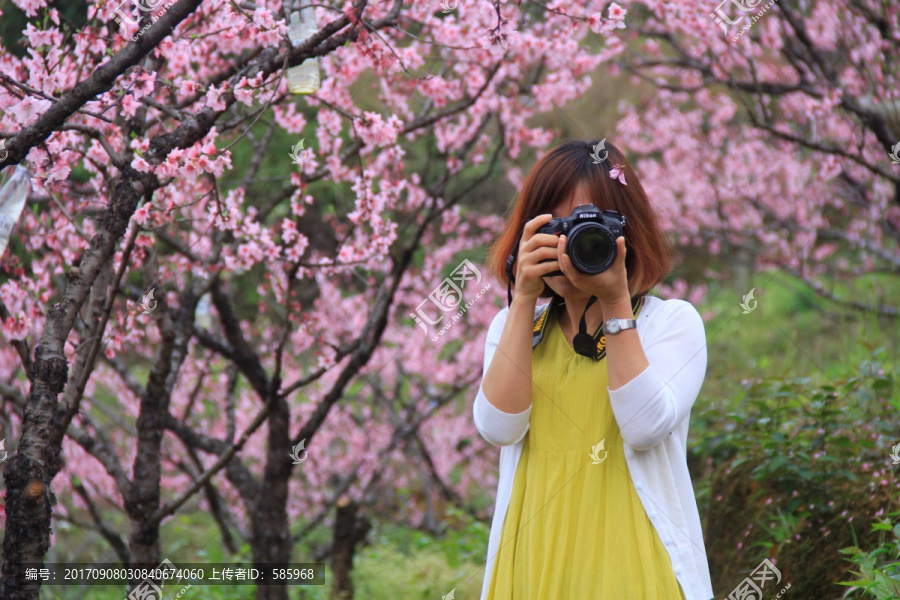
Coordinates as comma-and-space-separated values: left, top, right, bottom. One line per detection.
602, 317, 637, 335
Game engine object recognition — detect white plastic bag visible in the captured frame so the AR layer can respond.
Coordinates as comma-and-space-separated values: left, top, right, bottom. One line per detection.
0, 165, 31, 258
286, 2, 321, 95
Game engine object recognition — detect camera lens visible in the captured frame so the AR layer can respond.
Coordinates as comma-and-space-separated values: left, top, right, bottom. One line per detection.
569, 225, 616, 273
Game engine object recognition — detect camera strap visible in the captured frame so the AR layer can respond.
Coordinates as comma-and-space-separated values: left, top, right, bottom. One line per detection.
531, 294, 645, 360
505, 231, 524, 308
571, 295, 600, 358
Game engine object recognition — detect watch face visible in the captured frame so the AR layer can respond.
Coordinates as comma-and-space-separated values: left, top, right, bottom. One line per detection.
607, 320, 620, 333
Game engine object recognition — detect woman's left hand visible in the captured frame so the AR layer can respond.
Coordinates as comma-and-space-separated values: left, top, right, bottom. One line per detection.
558, 234, 630, 305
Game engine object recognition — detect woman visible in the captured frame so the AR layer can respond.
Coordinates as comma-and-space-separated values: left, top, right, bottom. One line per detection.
473, 139, 714, 600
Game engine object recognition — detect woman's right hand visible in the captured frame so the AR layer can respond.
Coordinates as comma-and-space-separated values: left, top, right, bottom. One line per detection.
513, 213, 561, 299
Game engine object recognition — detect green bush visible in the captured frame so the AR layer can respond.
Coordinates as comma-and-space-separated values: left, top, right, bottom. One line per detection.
691, 348, 898, 597
839, 512, 900, 599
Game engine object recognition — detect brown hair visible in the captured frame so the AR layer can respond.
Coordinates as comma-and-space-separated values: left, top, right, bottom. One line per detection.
487, 138, 673, 300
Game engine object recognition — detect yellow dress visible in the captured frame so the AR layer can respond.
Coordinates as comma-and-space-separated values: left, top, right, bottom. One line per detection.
487, 300, 686, 599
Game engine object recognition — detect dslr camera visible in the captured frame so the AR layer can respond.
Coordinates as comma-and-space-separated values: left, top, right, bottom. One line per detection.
537, 204, 626, 275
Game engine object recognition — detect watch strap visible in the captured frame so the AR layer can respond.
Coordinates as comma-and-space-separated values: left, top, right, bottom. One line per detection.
602, 317, 637, 335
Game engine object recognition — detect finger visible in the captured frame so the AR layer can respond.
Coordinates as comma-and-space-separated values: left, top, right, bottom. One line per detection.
520, 245, 560, 266
522, 214, 555, 241
531, 260, 561, 277
518, 252, 558, 280
557, 235, 575, 279
523, 233, 561, 252
616, 236, 626, 264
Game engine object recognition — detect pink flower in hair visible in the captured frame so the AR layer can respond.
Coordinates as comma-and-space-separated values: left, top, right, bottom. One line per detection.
609, 164, 627, 186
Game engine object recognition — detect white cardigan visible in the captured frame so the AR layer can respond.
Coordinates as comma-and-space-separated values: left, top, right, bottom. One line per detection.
472, 295, 714, 600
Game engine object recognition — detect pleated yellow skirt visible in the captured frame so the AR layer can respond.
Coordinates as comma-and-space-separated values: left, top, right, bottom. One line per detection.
487, 303, 685, 599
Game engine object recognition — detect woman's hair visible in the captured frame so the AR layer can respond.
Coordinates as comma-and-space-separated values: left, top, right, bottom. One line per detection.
487, 138, 673, 300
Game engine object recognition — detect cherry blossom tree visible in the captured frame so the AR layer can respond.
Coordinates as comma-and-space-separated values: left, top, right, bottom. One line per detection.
0, 0, 635, 598
3, 0, 895, 597
613, 0, 899, 314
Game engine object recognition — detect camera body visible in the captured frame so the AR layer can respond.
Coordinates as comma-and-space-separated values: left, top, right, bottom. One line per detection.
536, 204, 625, 275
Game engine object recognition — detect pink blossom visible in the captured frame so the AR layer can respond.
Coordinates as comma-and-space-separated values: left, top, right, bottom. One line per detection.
12, 0, 48, 17
131, 156, 152, 172
179, 79, 201, 95
133, 72, 156, 98
264, 244, 281, 260
357, 112, 403, 147
282, 219, 298, 243
121, 94, 140, 117
317, 352, 336, 370
609, 164, 627, 185
608, 3, 627, 23
234, 87, 253, 106
285, 243, 306, 262
23, 23, 57, 47
11, 96, 52, 126
4, 314, 30, 340
133, 204, 152, 226
204, 85, 227, 111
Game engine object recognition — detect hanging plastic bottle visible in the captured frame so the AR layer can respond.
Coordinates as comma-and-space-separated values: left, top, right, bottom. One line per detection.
195, 292, 213, 330
0, 165, 31, 258
286, 3, 321, 95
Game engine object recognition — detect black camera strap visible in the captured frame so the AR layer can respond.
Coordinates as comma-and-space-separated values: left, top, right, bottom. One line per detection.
531, 294, 645, 360
571, 295, 600, 357
505, 231, 524, 308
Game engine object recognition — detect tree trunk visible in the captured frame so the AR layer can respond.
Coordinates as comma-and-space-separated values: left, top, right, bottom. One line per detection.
733, 244, 754, 297
330, 498, 371, 600
0, 346, 67, 600
0, 171, 150, 599
252, 396, 292, 600
124, 297, 195, 591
